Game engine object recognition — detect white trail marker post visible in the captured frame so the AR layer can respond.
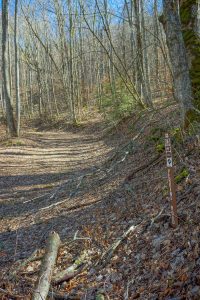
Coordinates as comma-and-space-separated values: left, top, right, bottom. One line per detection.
165, 133, 178, 227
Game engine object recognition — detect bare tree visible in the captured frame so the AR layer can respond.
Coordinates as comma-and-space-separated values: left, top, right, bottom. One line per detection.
2, 0, 17, 136
14, 0, 21, 136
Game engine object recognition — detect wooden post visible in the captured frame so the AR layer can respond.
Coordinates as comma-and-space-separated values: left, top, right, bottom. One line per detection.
165, 133, 178, 227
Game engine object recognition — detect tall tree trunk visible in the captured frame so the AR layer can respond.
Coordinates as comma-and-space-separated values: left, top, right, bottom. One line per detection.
8, 14, 12, 100
2, 0, 17, 136
28, 68, 33, 115
160, 0, 194, 127
14, 0, 21, 136
140, 0, 153, 107
153, 0, 159, 86
179, 0, 200, 111
134, 0, 150, 106
68, 0, 77, 123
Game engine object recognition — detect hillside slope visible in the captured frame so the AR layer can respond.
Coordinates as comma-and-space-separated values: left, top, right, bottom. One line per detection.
0, 104, 200, 300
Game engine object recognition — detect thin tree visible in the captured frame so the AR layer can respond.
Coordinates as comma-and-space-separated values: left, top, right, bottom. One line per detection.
2, 0, 17, 136
14, 0, 21, 136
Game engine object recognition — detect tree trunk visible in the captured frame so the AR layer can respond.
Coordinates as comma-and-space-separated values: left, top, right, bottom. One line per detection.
14, 0, 21, 136
134, 0, 150, 107
153, 0, 159, 86
179, 0, 200, 112
160, 0, 194, 127
140, 0, 153, 107
2, 0, 17, 136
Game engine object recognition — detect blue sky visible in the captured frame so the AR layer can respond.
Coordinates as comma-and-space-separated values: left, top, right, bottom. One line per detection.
0, 0, 163, 12
0, 0, 163, 19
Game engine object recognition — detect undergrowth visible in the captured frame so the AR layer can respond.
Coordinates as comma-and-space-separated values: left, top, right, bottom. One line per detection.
98, 79, 138, 124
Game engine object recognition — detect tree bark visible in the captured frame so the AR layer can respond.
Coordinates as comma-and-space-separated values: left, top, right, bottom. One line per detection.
14, 0, 21, 136
179, 0, 200, 112
2, 0, 17, 136
160, 0, 194, 127
32, 232, 61, 300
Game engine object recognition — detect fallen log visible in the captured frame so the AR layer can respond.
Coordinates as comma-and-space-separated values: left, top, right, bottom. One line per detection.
32, 232, 61, 300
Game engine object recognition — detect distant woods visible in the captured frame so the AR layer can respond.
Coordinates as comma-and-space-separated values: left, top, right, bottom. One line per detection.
1, 0, 200, 136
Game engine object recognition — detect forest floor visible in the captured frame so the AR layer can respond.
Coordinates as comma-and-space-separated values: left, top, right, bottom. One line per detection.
0, 104, 200, 300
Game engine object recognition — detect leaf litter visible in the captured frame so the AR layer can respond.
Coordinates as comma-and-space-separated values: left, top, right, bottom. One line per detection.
0, 105, 200, 299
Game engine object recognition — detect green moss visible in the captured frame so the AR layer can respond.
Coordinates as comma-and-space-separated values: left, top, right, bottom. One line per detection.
147, 127, 167, 152
73, 121, 83, 128
188, 121, 200, 135
175, 168, 189, 184
3, 139, 24, 147
148, 127, 165, 143
184, 109, 200, 128
96, 294, 105, 300
180, 0, 200, 115
149, 135, 160, 142
156, 143, 165, 153
14, 140, 24, 146
170, 127, 184, 143
180, 0, 196, 25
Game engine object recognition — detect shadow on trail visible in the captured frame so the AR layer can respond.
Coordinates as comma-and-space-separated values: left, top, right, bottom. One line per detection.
0, 171, 73, 189
0, 166, 98, 218
0, 180, 129, 269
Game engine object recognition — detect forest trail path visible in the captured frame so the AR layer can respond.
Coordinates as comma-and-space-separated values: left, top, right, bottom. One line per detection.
1, 106, 200, 299
0, 120, 114, 267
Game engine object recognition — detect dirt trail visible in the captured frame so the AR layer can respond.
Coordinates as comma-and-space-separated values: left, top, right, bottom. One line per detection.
1, 107, 200, 299
0, 122, 114, 267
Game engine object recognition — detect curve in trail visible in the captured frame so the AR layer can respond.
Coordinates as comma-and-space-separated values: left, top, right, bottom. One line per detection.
0, 127, 113, 266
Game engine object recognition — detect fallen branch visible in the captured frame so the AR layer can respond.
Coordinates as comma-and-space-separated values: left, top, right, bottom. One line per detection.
96, 222, 143, 269
39, 176, 84, 211
52, 251, 88, 285
149, 205, 168, 228
23, 193, 50, 204
125, 154, 163, 182
32, 232, 61, 300
48, 179, 70, 202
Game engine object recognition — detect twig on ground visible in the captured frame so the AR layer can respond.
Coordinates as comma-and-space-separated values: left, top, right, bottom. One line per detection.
23, 193, 50, 204
149, 205, 168, 228
39, 176, 84, 211
96, 222, 144, 269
